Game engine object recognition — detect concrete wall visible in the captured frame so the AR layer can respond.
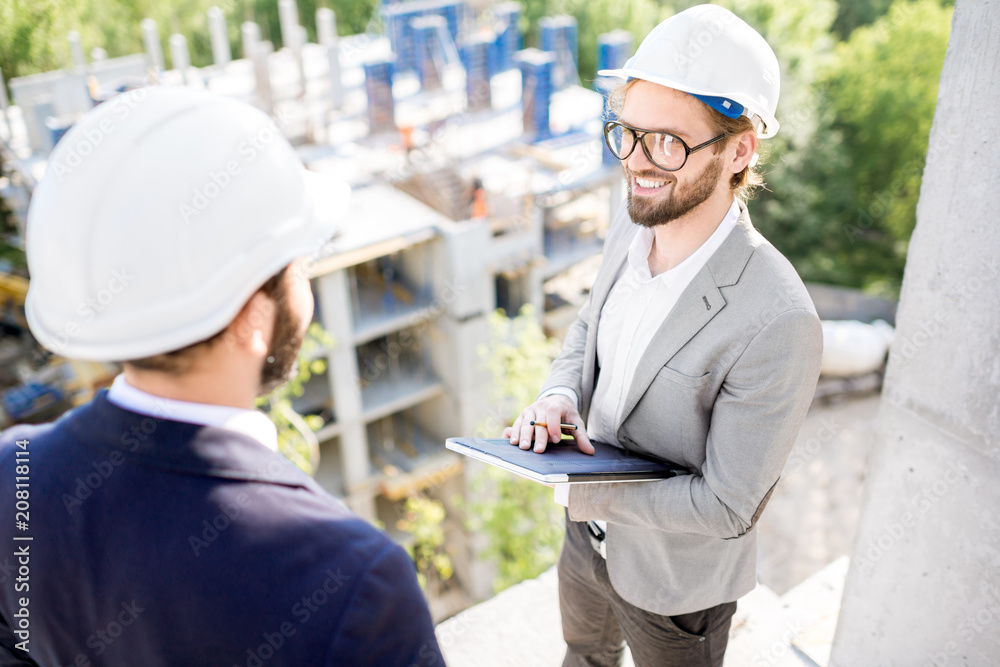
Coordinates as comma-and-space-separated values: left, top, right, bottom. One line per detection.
830, 1, 1000, 664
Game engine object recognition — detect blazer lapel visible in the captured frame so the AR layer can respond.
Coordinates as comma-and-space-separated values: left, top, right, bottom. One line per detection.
617, 205, 759, 426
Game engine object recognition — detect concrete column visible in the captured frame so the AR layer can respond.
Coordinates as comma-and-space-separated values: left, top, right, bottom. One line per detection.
68, 31, 86, 71
251, 41, 274, 115
830, 1, 1000, 664
315, 269, 375, 521
0, 67, 11, 143
318, 9, 343, 108
241, 21, 260, 60
169, 34, 191, 83
208, 7, 231, 67
278, 0, 301, 50
316, 7, 337, 47
141, 18, 164, 72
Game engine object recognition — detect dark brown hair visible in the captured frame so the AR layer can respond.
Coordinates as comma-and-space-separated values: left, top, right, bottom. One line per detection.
122, 265, 289, 375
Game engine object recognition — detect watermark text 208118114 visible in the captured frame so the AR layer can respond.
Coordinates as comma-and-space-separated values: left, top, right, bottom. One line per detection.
12, 438, 32, 654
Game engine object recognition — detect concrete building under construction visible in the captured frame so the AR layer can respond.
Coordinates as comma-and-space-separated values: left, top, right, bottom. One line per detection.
0, 0, 631, 617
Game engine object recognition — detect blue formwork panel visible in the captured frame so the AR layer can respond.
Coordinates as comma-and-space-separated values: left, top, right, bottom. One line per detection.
597, 29, 633, 74
514, 48, 556, 141
461, 32, 493, 111
492, 2, 522, 74
539, 15, 577, 89
412, 14, 447, 91
382, 0, 465, 73
364, 56, 397, 133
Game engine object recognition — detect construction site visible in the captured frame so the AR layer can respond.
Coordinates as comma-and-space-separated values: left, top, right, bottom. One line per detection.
0, 0, 635, 618
0, 0, 907, 633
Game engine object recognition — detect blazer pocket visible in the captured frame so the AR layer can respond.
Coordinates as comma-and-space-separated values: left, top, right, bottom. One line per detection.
656, 365, 712, 388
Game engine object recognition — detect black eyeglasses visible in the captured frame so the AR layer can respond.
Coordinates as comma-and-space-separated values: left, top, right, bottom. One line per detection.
603, 120, 729, 172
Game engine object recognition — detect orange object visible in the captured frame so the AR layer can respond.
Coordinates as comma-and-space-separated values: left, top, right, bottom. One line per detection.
472, 188, 487, 218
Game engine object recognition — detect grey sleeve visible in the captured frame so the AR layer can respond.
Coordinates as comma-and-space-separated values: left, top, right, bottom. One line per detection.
568, 307, 824, 538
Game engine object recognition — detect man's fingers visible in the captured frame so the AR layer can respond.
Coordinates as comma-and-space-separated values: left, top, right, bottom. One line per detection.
569, 411, 594, 454
545, 405, 563, 443
533, 423, 549, 453
573, 428, 595, 455
518, 412, 536, 450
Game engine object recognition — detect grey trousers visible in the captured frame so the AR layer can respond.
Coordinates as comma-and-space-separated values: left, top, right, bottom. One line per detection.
558, 516, 737, 667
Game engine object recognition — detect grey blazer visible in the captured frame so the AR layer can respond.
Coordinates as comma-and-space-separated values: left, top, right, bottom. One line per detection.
542, 200, 823, 616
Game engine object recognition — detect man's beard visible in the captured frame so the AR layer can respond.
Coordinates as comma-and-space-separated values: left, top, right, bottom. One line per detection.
626, 155, 724, 228
257, 291, 306, 396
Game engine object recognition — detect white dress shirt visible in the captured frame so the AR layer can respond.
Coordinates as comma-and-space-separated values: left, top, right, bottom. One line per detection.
552, 198, 740, 507
106, 374, 279, 452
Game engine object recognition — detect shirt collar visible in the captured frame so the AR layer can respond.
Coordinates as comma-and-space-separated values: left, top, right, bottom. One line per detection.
626, 197, 741, 284
106, 374, 279, 453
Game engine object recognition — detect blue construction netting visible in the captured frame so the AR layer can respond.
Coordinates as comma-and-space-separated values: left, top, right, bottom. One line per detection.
539, 15, 577, 90
381, 0, 465, 73
461, 32, 493, 111
515, 48, 556, 141
364, 56, 397, 133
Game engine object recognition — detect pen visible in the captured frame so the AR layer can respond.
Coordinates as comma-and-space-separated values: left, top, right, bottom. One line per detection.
529, 421, 578, 431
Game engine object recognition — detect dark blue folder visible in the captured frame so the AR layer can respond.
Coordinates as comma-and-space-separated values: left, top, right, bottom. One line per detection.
445, 437, 687, 483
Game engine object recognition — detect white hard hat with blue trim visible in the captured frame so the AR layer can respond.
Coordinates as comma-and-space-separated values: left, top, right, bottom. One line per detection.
598, 4, 781, 138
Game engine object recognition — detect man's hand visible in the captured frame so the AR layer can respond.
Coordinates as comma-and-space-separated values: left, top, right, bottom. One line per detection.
501, 394, 594, 455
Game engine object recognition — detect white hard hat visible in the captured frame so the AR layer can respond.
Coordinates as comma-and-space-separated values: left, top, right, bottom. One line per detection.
25, 86, 350, 362
599, 4, 781, 138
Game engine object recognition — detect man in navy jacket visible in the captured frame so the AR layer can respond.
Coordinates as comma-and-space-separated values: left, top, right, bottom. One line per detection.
0, 87, 443, 666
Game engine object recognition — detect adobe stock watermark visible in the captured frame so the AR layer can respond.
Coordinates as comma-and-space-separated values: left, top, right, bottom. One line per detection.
783, 416, 843, 473
64, 599, 146, 665
853, 459, 968, 575
750, 619, 806, 667
352, 279, 465, 389
46, 267, 136, 354
179, 107, 293, 224
235, 567, 351, 667
188, 492, 252, 556
49, 87, 151, 182
929, 584, 1000, 666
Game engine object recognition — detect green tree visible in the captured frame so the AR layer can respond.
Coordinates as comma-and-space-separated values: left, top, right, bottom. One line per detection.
468, 304, 566, 593
817, 0, 953, 295
518, 0, 665, 83
256, 321, 334, 475
396, 494, 454, 590
0, 0, 377, 85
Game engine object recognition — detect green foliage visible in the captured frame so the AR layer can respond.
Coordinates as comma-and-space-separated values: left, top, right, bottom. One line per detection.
470, 304, 566, 593
256, 321, 334, 475
830, 0, 895, 40
476, 304, 561, 420
816, 0, 953, 294
396, 494, 454, 590
0, 0, 377, 83
468, 464, 566, 593
519, 0, 665, 83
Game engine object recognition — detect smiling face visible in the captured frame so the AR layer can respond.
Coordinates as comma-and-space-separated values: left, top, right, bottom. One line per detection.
618, 80, 731, 228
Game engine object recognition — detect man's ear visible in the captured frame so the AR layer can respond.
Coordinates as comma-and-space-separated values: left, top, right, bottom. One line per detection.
730, 129, 758, 174
219, 290, 275, 357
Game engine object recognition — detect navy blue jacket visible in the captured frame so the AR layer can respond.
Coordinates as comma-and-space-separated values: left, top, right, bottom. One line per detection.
0, 391, 444, 666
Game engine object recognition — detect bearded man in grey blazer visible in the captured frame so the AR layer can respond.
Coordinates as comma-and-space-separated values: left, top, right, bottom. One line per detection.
503, 6, 823, 666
